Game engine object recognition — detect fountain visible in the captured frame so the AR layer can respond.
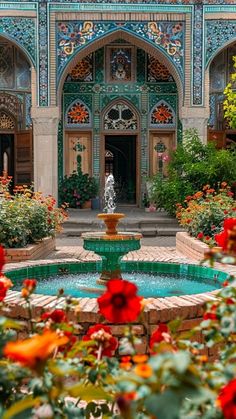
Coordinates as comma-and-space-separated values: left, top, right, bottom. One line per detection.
81, 174, 142, 284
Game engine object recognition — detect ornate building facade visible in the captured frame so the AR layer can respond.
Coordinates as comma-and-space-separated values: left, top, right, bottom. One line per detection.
0, 0, 235, 205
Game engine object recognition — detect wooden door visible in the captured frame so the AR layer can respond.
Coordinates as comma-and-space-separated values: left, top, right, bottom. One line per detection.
65, 132, 92, 176
14, 130, 33, 185
149, 132, 175, 176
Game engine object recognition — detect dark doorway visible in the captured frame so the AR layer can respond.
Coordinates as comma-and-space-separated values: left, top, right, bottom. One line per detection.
0, 134, 14, 178
105, 135, 136, 204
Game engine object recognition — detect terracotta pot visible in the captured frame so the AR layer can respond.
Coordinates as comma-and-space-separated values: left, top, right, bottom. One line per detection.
81, 200, 91, 209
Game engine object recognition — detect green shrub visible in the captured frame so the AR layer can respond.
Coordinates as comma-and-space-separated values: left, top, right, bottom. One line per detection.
176, 185, 236, 244
0, 183, 67, 248
59, 172, 98, 208
149, 129, 236, 215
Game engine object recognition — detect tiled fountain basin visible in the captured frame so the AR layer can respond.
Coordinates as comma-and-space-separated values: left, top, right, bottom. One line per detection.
5, 237, 55, 263
2, 260, 227, 359
176, 232, 209, 261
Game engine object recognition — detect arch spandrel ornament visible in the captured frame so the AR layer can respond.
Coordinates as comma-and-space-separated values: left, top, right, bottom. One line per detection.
206, 20, 236, 68
57, 20, 184, 84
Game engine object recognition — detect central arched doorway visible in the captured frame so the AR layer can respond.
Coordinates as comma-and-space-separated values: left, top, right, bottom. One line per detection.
61, 33, 179, 206
102, 101, 139, 204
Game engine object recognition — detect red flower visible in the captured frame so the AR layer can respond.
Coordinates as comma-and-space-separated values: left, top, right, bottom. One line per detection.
0, 282, 7, 302
217, 378, 236, 419
0, 246, 5, 273
42, 309, 67, 323
82, 324, 118, 357
150, 324, 171, 349
98, 279, 142, 323
226, 298, 234, 305
197, 232, 204, 240
203, 312, 217, 320
0, 275, 13, 302
215, 218, 236, 252
23, 279, 37, 292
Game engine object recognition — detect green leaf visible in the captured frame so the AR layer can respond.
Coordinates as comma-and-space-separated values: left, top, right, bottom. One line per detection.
3, 397, 42, 419
145, 391, 180, 419
67, 383, 112, 401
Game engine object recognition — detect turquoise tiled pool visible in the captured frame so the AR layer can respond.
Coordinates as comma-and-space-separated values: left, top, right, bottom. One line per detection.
6, 261, 227, 298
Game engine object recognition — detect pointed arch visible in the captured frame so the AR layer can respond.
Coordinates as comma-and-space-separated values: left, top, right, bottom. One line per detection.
150, 100, 176, 129
58, 29, 183, 108
102, 98, 139, 131
65, 99, 92, 128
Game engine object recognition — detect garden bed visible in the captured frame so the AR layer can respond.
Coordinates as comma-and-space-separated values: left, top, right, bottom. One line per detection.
5, 237, 56, 263
176, 231, 209, 261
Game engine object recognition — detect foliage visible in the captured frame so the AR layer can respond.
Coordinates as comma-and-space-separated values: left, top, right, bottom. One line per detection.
149, 129, 236, 215
59, 140, 98, 208
0, 179, 67, 248
224, 55, 236, 129
0, 223, 235, 418
176, 183, 236, 245
59, 171, 98, 208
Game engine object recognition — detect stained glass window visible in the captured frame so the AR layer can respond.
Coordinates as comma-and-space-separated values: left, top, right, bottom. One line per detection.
16, 50, 31, 90
104, 103, 137, 130
0, 44, 14, 89
209, 42, 236, 130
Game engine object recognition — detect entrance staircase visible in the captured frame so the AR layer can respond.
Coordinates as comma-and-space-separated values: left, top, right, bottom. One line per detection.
61, 207, 184, 237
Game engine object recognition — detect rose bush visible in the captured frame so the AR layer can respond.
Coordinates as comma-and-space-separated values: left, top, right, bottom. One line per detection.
176, 183, 236, 245
0, 179, 67, 248
0, 226, 235, 418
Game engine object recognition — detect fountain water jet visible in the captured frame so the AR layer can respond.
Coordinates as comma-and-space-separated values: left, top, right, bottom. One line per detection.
82, 174, 142, 284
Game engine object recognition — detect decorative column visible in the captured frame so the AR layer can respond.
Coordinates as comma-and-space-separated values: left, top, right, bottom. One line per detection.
180, 107, 209, 143
31, 106, 60, 200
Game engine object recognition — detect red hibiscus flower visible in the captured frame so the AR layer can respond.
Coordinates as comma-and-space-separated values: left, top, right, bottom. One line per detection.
42, 309, 67, 323
215, 218, 236, 252
82, 324, 118, 357
203, 312, 217, 321
217, 378, 236, 419
150, 324, 171, 350
98, 279, 142, 323
0, 246, 5, 273
0, 282, 8, 302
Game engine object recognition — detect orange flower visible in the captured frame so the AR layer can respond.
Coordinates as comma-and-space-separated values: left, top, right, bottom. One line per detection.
134, 363, 153, 378
4, 331, 69, 369
132, 354, 148, 364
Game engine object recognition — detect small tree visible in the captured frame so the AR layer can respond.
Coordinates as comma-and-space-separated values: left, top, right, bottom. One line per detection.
223, 56, 236, 129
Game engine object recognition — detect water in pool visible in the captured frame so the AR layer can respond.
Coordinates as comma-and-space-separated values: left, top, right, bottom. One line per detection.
14, 272, 222, 298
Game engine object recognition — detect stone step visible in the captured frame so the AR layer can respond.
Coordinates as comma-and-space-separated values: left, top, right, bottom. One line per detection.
60, 226, 184, 238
